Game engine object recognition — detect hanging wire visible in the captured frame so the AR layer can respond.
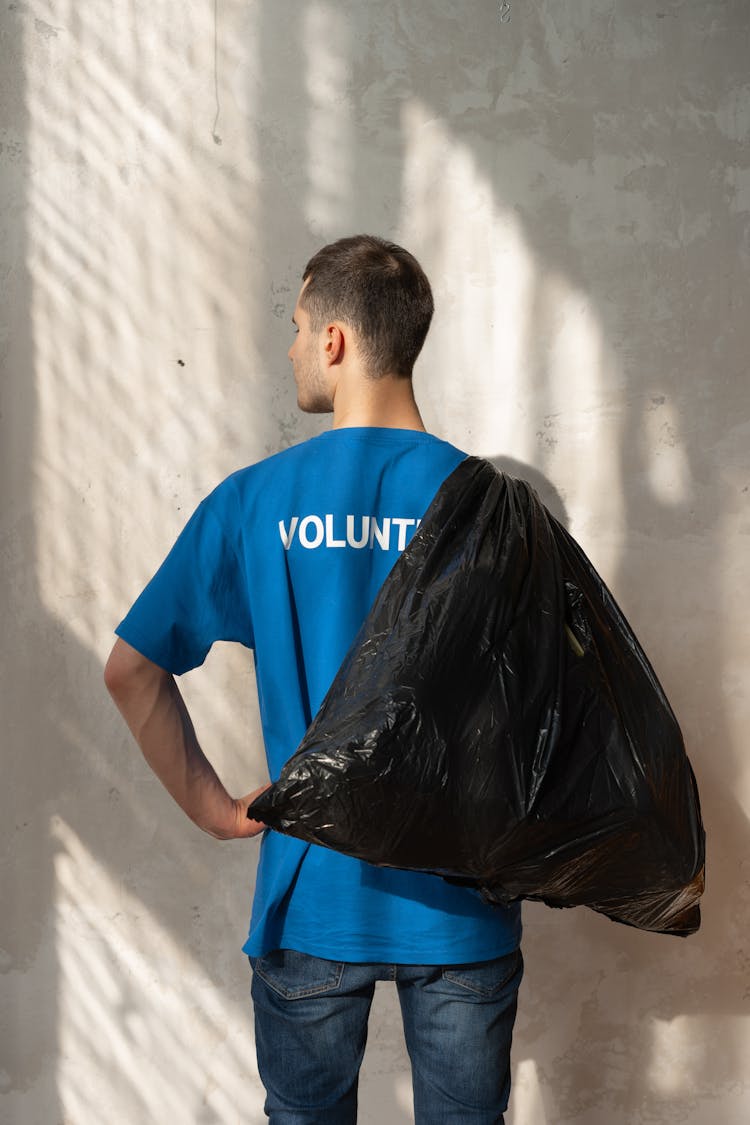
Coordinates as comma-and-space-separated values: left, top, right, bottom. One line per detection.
212, 0, 222, 144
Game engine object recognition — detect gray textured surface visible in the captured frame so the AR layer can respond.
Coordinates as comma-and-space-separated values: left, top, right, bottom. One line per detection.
1, 1, 748, 1121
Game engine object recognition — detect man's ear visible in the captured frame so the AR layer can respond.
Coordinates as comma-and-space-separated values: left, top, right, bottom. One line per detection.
323, 323, 345, 366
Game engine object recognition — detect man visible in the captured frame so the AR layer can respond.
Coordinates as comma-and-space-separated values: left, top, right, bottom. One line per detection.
105, 235, 523, 1123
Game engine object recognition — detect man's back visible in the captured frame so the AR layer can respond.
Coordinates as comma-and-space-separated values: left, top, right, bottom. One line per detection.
115, 426, 521, 962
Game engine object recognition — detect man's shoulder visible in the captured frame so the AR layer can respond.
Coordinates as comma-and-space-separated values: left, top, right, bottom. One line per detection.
228, 429, 464, 481
215, 434, 327, 496
200, 435, 344, 528
207, 428, 467, 514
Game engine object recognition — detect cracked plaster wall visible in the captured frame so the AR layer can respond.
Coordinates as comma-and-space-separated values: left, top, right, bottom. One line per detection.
1, 2, 748, 1122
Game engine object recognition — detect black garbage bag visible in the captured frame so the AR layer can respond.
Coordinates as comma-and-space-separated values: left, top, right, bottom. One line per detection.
249, 457, 705, 935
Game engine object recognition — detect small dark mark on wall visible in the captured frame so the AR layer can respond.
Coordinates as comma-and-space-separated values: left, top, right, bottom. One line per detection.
177, 359, 185, 366
35, 17, 63, 39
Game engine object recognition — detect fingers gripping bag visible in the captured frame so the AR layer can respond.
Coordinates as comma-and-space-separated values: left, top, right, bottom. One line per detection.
249, 457, 705, 935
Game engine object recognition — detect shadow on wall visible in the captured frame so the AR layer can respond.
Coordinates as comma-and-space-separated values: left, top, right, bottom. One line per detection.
305, 3, 748, 1121
451, 5, 747, 1121
488, 455, 569, 525
3, 2, 749, 1123
1, 5, 269, 1123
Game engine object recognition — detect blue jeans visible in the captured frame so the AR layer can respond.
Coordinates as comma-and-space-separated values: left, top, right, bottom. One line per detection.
250, 947, 523, 1124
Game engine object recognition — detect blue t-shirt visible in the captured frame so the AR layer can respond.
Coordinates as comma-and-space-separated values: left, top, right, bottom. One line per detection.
116, 427, 522, 962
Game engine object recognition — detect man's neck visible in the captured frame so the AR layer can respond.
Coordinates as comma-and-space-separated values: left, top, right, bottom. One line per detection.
331, 372, 427, 432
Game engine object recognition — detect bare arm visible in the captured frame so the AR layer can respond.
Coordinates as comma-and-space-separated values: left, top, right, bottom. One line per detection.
104, 637, 268, 839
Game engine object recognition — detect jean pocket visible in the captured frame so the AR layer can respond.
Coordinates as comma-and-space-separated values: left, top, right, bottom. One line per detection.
253, 949, 346, 1000
442, 948, 523, 998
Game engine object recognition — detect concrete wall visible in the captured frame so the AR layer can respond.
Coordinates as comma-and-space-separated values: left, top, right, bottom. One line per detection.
1, 1, 748, 1121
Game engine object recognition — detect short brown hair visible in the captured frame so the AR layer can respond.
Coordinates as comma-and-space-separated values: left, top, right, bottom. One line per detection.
300, 235, 434, 378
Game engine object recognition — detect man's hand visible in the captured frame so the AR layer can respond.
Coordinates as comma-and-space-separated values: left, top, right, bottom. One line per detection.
211, 783, 272, 841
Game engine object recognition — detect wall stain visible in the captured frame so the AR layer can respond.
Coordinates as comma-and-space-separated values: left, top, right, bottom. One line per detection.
34, 18, 63, 40
536, 413, 560, 450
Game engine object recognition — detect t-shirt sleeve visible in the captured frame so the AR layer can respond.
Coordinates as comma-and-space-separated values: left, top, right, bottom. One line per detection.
114, 490, 253, 675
